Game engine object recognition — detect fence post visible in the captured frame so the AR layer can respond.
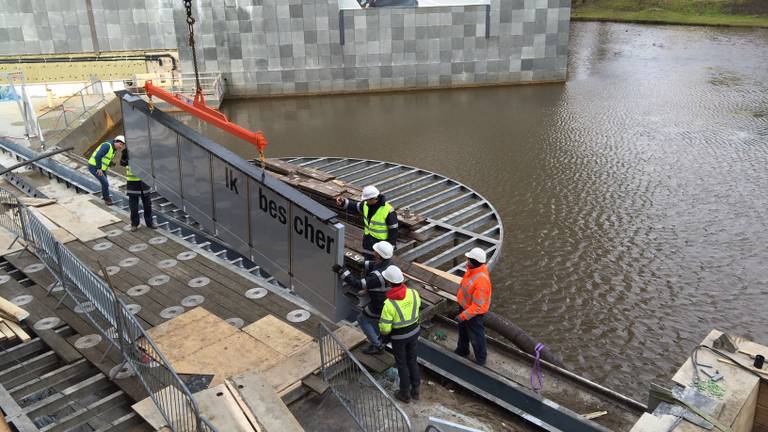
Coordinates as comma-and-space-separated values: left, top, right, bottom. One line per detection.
98, 261, 130, 377
51, 242, 71, 308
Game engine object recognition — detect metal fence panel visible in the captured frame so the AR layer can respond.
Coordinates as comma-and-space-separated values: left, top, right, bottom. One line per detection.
0, 187, 216, 432
319, 323, 412, 432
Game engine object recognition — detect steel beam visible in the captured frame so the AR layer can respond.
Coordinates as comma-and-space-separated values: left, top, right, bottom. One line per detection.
417, 339, 613, 432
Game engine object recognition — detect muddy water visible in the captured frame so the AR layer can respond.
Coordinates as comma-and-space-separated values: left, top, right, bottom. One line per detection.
195, 22, 768, 400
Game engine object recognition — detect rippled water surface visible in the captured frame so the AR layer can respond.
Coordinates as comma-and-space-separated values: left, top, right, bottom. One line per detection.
199, 22, 768, 400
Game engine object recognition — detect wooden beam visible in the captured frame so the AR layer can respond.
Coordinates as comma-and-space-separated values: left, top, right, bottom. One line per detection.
0, 296, 29, 322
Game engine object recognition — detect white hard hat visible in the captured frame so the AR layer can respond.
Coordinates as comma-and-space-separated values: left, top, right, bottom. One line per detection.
114, 135, 126, 144
382, 265, 404, 284
372, 241, 394, 259
465, 247, 487, 264
361, 185, 380, 201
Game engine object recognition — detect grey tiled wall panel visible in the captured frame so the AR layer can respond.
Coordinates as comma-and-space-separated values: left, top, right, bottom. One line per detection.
0, 0, 571, 95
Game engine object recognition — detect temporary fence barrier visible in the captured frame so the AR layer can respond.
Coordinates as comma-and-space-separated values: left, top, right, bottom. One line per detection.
0, 186, 215, 432
319, 322, 412, 432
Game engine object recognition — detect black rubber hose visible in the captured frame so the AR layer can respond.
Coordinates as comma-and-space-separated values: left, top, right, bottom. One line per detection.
484, 312, 566, 368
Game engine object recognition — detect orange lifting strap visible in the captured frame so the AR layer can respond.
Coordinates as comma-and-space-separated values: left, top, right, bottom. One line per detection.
144, 81, 268, 163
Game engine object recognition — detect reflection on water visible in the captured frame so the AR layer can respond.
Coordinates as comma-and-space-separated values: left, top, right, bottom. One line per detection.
192, 22, 768, 400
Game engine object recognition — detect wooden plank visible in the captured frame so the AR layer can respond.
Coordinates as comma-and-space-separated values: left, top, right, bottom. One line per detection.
0, 296, 29, 322
58, 196, 121, 228
172, 332, 284, 387
230, 371, 304, 432
0, 322, 15, 341
36, 204, 106, 242
31, 327, 82, 364
0, 412, 11, 432
413, 262, 463, 284
146, 307, 241, 366
582, 411, 608, 420
0, 228, 24, 257
301, 374, 328, 395
265, 159, 334, 182
17, 197, 56, 207
732, 380, 759, 432
195, 384, 259, 432
254, 325, 365, 395
224, 381, 263, 432
242, 315, 313, 357
131, 386, 193, 430
3, 320, 30, 343
27, 207, 76, 243
672, 330, 762, 431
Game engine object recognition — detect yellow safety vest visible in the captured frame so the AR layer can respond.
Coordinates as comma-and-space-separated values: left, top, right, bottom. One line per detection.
125, 165, 141, 182
88, 142, 115, 171
363, 202, 393, 240
379, 287, 421, 340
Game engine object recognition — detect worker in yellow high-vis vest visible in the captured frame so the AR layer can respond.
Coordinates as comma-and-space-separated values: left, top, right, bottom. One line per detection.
336, 185, 398, 258
120, 149, 155, 232
378, 265, 421, 404
88, 135, 125, 205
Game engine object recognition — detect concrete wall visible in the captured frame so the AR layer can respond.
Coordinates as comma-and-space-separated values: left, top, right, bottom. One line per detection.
0, 0, 571, 96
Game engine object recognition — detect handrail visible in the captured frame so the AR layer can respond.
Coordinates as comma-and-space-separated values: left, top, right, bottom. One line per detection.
319, 322, 412, 431
36, 80, 108, 143
0, 186, 217, 432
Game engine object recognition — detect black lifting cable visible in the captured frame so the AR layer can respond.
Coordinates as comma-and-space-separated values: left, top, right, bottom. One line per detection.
183, 0, 203, 95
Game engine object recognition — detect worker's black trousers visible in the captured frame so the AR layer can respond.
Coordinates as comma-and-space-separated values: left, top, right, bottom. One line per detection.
129, 191, 153, 227
392, 331, 420, 394
456, 314, 487, 365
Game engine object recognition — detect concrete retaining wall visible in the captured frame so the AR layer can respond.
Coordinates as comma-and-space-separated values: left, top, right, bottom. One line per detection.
0, 0, 571, 96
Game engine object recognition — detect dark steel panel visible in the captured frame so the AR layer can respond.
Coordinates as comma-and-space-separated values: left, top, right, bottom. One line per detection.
179, 136, 214, 232
121, 99, 152, 186
290, 211, 349, 321
119, 93, 351, 322
211, 157, 250, 255
248, 179, 291, 285
148, 117, 181, 205
418, 339, 612, 432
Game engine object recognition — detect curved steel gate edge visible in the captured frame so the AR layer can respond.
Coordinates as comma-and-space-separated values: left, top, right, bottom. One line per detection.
0, 186, 217, 432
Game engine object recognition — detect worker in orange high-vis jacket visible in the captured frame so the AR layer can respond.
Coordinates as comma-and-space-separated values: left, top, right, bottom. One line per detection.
454, 247, 492, 366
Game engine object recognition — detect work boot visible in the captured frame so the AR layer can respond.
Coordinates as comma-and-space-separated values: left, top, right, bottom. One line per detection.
104, 198, 114, 206
147, 223, 157, 230
410, 387, 420, 401
130, 225, 138, 232
362, 344, 384, 355
454, 348, 469, 358
394, 391, 410, 404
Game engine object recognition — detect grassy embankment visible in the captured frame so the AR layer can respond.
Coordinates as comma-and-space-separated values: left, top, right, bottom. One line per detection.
571, 0, 768, 28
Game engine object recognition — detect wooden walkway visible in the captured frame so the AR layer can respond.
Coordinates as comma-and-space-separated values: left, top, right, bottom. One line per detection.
0, 266, 151, 430
6, 215, 327, 339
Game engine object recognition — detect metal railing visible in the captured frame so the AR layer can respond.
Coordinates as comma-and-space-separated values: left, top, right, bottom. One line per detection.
36, 80, 108, 143
0, 186, 216, 432
0, 188, 26, 241
123, 72, 225, 103
319, 323, 412, 432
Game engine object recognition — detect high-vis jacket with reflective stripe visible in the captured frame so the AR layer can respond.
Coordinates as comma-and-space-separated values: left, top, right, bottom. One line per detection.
379, 286, 421, 340
125, 165, 141, 182
88, 142, 116, 171
363, 201, 394, 241
457, 264, 492, 321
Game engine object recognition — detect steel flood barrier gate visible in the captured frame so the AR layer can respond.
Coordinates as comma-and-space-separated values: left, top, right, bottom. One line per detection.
0, 187, 216, 432
319, 323, 412, 432
119, 91, 351, 322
